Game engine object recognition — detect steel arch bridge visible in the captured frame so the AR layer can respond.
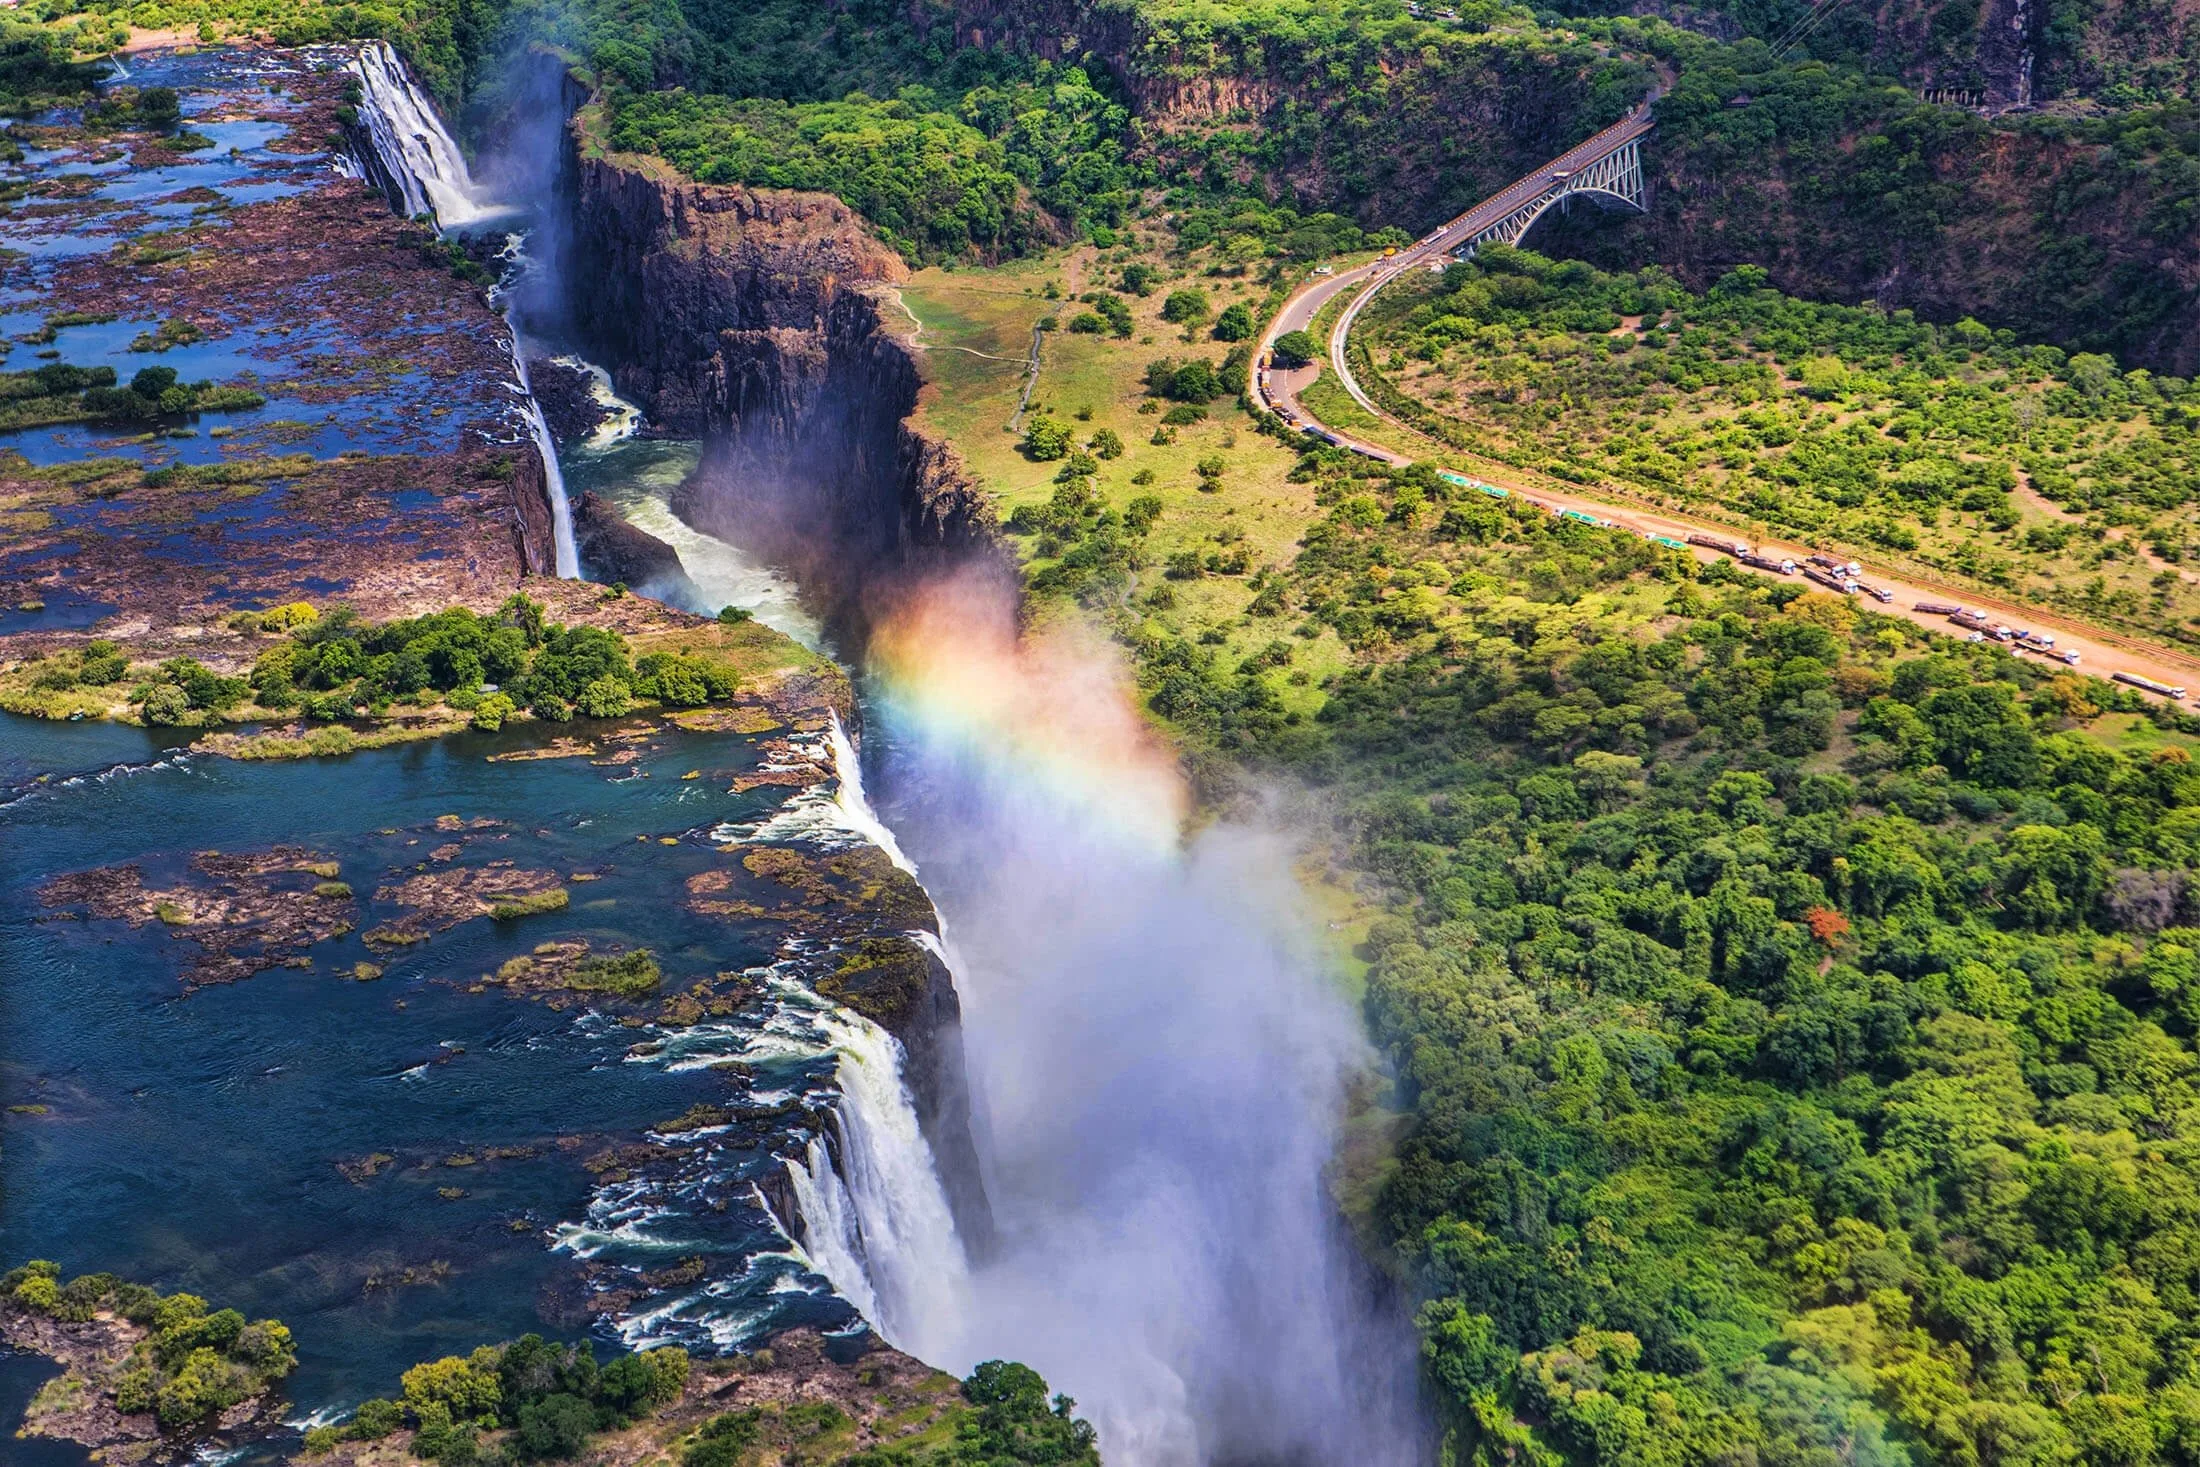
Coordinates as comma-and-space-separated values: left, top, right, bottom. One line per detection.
1457, 133, 1648, 255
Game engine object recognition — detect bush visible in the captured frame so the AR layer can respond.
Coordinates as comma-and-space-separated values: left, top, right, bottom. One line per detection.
470, 693, 516, 731
633, 653, 737, 707
574, 677, 633, 719
514, 1393, 594, 1459
136, 87, 180, 127
568, 949, 661, 997
1145, 358, 1223, 402
1161, 289, 1210, 323
139, 684, 191, 726
351, 1396, 404, 1439
1021, 415, 1073, 461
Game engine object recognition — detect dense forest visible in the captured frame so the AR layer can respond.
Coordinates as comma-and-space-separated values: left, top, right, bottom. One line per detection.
1014, 426, 2200, 1464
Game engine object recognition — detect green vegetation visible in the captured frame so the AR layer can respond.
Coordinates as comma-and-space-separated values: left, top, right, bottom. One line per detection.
302, 1333, 689, 1462
242, 594, 738, 725
1359, 246, 2200, 649
675, 1358, 1096, 1467
0, 362, 264, 430
605, 56, 1135, 263
488, 888, 569, 921
2, 1262, 296, 1431
565, 948, 661, 997
1019, 422, 2200, 1465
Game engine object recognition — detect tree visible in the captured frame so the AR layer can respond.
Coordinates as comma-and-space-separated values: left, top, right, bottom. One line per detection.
1088, 427, 1124, 459
1021, 415, 1072, 460
137, 87, 180, 128
1271, 329, 1317, 368
1212, 302, 1254, 340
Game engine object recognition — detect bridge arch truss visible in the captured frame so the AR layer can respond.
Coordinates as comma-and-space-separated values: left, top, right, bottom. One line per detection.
1459, 136, 1647, 255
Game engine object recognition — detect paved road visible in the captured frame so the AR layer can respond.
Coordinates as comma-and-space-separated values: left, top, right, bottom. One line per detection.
1246, 108, 2197, 704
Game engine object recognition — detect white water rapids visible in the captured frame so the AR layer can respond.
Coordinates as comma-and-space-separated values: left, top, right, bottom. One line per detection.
344, 41, 577, 576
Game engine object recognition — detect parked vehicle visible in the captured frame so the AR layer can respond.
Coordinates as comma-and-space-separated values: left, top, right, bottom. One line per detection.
1914, 601, 1963, 616
2113, 671, 2188, 700
1685, 532, 1751, 557
2060, 649, 2082, 666
1742, 553, 1798, 574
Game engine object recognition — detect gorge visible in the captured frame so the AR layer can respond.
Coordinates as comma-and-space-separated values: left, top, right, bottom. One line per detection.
2, 31, 1426, 1467
357, 41, 1429, 1464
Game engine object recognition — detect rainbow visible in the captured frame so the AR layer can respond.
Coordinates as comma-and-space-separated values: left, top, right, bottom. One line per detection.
866, 573, 1189, 859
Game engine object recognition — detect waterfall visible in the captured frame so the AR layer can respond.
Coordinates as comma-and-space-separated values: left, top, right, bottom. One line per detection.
503, 334, 581, 577
828, 716, 919, 877
346, 42, 506, 230
781, 1004, 970, 1362
344, 41, 574, 576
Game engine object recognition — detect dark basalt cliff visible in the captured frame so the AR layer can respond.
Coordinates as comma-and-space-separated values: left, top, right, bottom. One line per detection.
572, 489, 695, 600
566, 157, 1003, 631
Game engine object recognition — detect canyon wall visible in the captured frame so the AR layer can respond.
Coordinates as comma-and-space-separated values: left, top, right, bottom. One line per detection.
565, 152, 1003, 625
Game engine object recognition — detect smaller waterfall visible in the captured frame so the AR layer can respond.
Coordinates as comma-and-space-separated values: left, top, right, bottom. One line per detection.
504, 338, 580, 577
782, 1004, 971, 1362
347, 42, 507, 229
344, 42, 573, 576
828, 716, 919, 877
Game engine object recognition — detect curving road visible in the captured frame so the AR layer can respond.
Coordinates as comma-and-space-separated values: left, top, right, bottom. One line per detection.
1247, 105, 2199, 702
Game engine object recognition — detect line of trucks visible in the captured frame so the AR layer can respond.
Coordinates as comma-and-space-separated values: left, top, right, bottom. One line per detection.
1261, 393, 2192, 701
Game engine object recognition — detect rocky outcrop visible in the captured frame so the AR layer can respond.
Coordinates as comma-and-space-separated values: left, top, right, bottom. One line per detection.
567, 151, 1007, 635
526, 355, 608, 444
572, 490, 694, 599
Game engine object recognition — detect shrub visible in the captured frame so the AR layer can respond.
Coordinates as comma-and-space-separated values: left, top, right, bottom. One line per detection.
350, 1397, 404, 1438
139, 684, 191, 725
514, 1393, 594, 1459
136, 87, 180, 127
684, 1409, 763, 1467
1145, 357, 1224, 402
470, 693, 516, 731
633, 653, 736, 707
568, 949, 661, 997
1212, 302, 1254, 341
489, 889, 569, 921
574, 677, 633, 719
1088, 428, 1124, 459
1161, 289, 1210, 323
1020, 415, 1073, 461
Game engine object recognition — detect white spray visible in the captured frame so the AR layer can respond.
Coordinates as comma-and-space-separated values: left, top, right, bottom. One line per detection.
783, 1004, 971, 1360
343, 42, 576, 577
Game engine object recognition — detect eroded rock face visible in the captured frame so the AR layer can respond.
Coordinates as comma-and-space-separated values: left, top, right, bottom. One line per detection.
565, 158, 1008, 635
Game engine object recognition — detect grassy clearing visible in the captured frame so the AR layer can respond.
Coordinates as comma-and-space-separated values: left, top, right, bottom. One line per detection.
901, 245, 1355, 711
